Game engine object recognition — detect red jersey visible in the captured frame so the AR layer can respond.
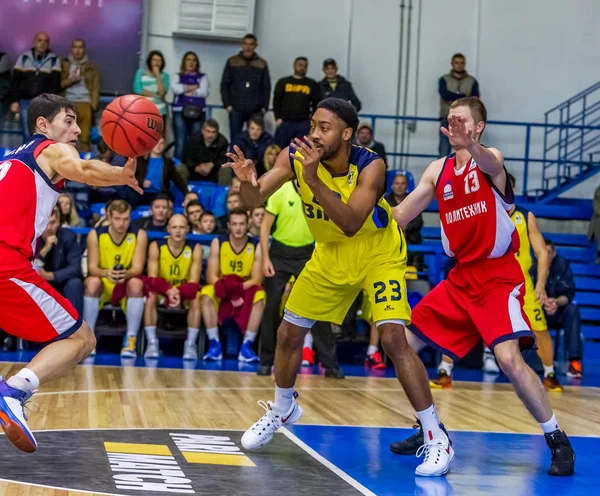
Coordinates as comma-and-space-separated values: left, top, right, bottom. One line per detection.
436, 153, 518, 263
0, 134, 65, 263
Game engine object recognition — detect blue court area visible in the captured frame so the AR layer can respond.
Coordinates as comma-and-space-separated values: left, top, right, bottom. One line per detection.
288, 424, 592, 496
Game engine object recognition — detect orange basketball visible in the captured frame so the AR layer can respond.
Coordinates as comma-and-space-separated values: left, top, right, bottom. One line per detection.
100, 95, 163, 157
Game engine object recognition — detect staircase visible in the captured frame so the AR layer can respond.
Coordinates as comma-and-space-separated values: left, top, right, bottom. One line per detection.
538, 81, 600, 202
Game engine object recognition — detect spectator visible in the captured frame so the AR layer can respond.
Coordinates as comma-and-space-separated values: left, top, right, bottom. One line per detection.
263, 144, 281, 172
248, 206, 265, 238
589, 184, 600, 264
183, 191, 200, 209
57, 192, 85, 228
9, 32, 61, 141
133, 193, 170, 232
220, 34, 271, 141
89, 139, 129, 207
355, 122, 387, 165
34, 207, 83, 314
533, 239, 583, 378
200, 208, 265, 362
61, 39, 99, 152
83, 200, 147, 357
273, 57, 321, 148
181, 119, 229, 184
171, 51, 210, 159
231, 114, 272, 177
0, 52, 10, 120
230, 176, 242, 194
200, 211, 217, 235
217, 191, 243, 232
133, 137, 188, 208
185, 199, 204, 235
134, 50, 170, 126
319, 58, 361, 111
438, 53, 480, 157
97, 138, 127, 166
385, 174, 423, 270
144, 214, 203, 359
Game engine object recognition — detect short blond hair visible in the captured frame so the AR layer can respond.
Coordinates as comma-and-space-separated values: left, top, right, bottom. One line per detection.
107, 200, 131, 216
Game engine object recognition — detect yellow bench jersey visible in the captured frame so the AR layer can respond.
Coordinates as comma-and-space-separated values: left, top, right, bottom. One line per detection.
290, 144, 399, 245
156, 239, 194, 287
96, 225, 139, 270
511, 206, 533, 274
218, 234, 258, 280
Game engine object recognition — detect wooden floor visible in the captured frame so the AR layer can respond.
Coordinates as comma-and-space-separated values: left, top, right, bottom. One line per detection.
0, 361, 599, 495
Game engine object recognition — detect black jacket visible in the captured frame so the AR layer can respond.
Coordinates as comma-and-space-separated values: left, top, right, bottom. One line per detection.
132, 217, 168, 233
220, 52, 271, 113
319, 76, 361, 112
384, 193, 423, 245
532, 254, 576, 303
36, 228, 82, 283
9, 49, 61, 101
135, 155, 188, 196
231, 130, 273, 177
183, 132, 229, 183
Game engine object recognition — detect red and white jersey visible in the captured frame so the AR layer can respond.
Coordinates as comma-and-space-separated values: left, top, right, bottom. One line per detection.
0, 134, 65, 263
436, 154, 519, 264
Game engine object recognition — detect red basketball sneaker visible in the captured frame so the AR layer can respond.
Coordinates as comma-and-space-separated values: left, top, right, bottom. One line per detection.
301, 347, 315, 366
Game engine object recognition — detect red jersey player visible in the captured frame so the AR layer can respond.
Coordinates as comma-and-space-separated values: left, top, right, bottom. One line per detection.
390, 97, 574, 476
0, 93, 141, 453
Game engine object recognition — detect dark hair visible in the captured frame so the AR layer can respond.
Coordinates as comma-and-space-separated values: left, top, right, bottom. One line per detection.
28, 93, 77, 135
151, 193, 170, 205
180, 51, 200, 73
248, 114, 265, 129
185, 199, 203, 213
243, 33, 257, 43
228, 207, 249, 221
203, 119, 219, 132
450, 96, 487, 131
316, 98, 359, 133
295, 56, 308, 64
544, 238, 555, 248
146, 50, 165, 73
452, 53, 465, 61
508, 173, 516, 189
201, 211, 215, 220
72, 38, 86, 48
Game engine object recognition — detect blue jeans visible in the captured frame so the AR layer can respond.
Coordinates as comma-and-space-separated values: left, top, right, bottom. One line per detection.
229, 108, 261, 142
546, 303, 583, 361
19, 99, 31, 142
274, 120, 310, 148
173, 110, 204, 159
52, 278, 84, 316
439, 117, 451, 158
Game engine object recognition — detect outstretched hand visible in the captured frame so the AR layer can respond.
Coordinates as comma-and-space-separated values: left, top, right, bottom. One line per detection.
225, 145, 258, 187
440, 115, 475, 149
123, 157, 143, 194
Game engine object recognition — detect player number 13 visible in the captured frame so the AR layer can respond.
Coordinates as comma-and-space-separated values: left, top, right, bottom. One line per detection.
464, 170, 480, 194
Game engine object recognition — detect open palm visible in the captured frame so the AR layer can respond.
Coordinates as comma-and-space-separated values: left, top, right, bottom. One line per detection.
123, 157, 143, 194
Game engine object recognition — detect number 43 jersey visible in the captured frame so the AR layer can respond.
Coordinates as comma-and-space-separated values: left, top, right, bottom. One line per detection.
217, 234, 257, 280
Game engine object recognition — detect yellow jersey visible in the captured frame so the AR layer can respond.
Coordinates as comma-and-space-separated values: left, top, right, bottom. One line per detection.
511, 206, 534, 275
290, 145, 396, 244
218, 234, 257, 280
96, 225, 139, 271
155, 239, 194, 287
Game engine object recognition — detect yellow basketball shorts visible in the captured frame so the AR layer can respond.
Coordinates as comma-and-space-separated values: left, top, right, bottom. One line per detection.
285, 227, 411, 326
522, 275, 547, 332
200, 284, 266, 311
99, 277, 127, 312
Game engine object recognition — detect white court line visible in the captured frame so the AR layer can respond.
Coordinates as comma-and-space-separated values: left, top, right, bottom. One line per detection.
280, 427, 377, 496
0, 478, 125, 496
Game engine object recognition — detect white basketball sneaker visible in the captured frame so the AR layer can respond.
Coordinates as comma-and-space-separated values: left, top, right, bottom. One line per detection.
144, 340, 160, 359
241, 393, 303, 450
483, 353, 500, 374
415, 430, 455, 477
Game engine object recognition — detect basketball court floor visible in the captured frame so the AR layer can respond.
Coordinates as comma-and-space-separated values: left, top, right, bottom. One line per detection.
0, 351, 597, 496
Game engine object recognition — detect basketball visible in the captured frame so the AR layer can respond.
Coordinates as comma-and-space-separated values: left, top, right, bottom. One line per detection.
100, 94, 163, 157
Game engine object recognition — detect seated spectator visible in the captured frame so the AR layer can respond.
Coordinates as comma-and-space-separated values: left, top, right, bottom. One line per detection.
171, 51, 210, 159
181, 119, 229, 184
183, 191, 199, 209
385, 174, 423, 270
144, 214, 203, 359
97, 138, 128, 166
230, 176, 241, 194
319, 58, 361, 111
231, 115, 272, 177
82, 200, 147, 357
133, 137, 188, 208
589, 184, 600, 264
133, 193, 170, 232
57, 192, 85, 228
355, 122, 387, 165
61, 38, 99, 152
201, 212, 217, 234
263, 144, 281, 172
134, 50, 169, 126
185, 199, 204, 234
200, 208, 265, 362
533, 239, 583, 378
248, 206, 265, 238
9, 32, 61, 141
34, 206, 83, 314
217, 191, 243, 232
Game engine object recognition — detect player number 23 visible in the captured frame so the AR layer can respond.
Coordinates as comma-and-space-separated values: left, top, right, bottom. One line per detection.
373, 280, 402, 303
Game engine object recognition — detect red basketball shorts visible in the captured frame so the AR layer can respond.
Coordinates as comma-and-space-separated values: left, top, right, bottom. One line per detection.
410, 253, 535, 360
0, 256, 82, 343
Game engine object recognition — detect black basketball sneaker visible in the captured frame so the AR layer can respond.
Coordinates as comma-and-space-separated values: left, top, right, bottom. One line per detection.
390, 417, 452, 455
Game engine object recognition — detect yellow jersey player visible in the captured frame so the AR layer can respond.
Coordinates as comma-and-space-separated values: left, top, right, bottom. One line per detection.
143, 214, 203, 360
227, 98, 452, 476
83, 200, 147, 358
200, 207, 266, 362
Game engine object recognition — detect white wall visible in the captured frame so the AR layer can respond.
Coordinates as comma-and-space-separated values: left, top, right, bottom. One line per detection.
145, 0, 600, 198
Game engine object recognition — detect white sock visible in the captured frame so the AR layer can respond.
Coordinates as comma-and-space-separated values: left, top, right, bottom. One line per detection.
145, 326, 157, 342
243, 331, 257, 344
417, 404, 443, 442
543, 364, 555, 377
83, 296, 100, 331
273, 385, 295, 415
367, 345, 378, 356
438, 360, 454, 376
206, 327, 219, 341
540, 413, 560, 433
186, 328, 200, 345
126, 298, 144, 338
303, 332, 314, 349
7, 369, 40, 393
